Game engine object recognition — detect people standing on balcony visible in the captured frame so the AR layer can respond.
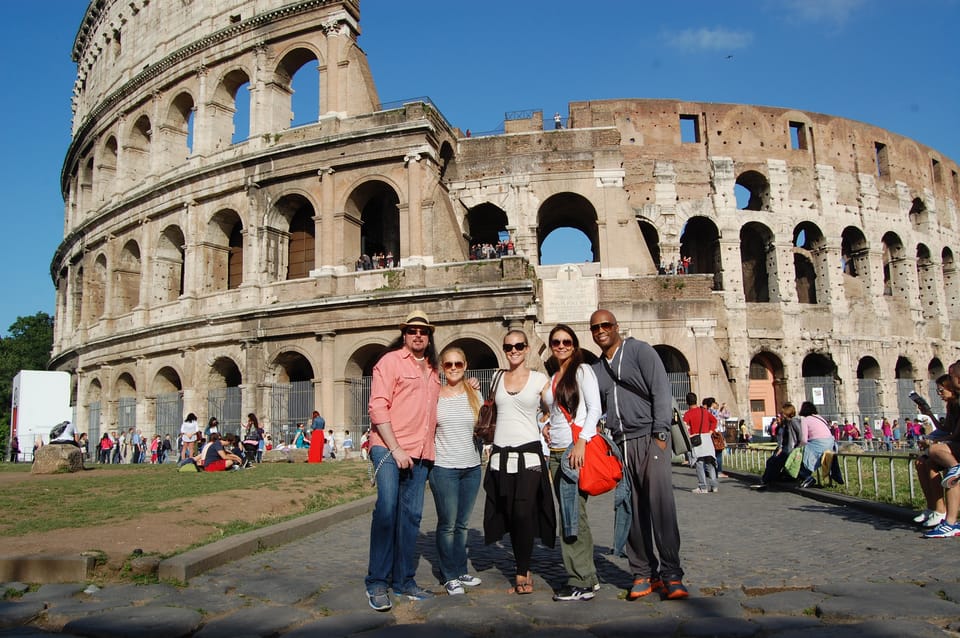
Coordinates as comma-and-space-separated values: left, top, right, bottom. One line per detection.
482, 329, 554, 597
554, 112, 562, 129
365, 309, 441, 611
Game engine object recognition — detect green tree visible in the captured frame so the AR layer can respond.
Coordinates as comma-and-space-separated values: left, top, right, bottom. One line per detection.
0, 312, 55, 454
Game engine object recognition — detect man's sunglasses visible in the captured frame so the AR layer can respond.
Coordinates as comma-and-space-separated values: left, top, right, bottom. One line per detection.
404, 327, 432, 336
590, 321, 616, 333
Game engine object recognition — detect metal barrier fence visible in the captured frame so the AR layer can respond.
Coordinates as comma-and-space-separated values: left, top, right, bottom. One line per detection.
208, 387, 242, 437
723, 444, 925, 509
270, 381, 314, 445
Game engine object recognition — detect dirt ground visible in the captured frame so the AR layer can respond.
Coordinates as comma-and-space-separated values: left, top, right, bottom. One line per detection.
0, 468, 352, 574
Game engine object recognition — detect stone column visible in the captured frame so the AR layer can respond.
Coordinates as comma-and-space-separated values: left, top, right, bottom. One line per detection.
318, 332, 336, 425
316, 168, 335, 273
402, 152, 423, 265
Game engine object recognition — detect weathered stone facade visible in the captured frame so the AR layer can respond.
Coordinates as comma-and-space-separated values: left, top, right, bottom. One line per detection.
52, 0, 960, 439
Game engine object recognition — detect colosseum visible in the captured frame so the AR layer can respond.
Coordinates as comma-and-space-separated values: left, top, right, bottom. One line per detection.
51, 0, 960, 446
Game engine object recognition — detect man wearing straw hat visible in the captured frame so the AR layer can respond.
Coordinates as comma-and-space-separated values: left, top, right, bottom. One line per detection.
364, 309, 441, 611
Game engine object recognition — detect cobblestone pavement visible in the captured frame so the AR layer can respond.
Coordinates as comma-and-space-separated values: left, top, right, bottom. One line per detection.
2, 466, 960, 637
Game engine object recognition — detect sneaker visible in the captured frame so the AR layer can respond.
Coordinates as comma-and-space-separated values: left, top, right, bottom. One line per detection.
593, 583, 601, 592
367, 586, 392, 612
552, 585, 595, 601
662, 580, 689, 600
627, 577, 664, 600
913, 509, 934, 523
941, 464, 960, 489
691, 487, 709, 494
709, 486, 718, 493
398, 585, 435, 601
923, 511, 946, 528
923, 521, 960, 538
444, 579, 465, 596
458, 574, 481, 587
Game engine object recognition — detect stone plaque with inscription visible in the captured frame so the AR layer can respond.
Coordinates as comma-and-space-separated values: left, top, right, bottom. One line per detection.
542, 264, 598, 324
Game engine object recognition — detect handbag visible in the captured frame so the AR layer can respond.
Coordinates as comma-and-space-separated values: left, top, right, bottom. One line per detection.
784, 446, 804, 478
711, 430, 726, 451
690, 434, 703, 447
474, 370, 503, 444
559, 398, 623, 496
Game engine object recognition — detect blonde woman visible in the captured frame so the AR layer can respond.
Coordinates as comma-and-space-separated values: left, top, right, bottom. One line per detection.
483, 330, 555, 596
430, 346, 485, 595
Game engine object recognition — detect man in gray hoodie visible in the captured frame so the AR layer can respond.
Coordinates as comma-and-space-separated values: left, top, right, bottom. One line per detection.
590, 309, 687, 601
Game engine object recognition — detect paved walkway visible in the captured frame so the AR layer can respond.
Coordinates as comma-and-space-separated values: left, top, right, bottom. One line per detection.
2, 466, 959, 637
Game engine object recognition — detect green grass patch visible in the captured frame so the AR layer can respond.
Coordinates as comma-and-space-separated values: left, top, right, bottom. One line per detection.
0, 462, 374, 537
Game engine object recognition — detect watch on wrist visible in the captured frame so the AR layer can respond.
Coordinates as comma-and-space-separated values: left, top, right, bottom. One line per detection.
653, 431, 669, 441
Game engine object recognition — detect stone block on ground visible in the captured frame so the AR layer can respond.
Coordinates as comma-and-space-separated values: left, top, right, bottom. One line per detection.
261, 448, 308, 463
31, 445, 84, 474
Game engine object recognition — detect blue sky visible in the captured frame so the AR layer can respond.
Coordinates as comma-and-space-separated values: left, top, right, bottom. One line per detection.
1, 0, 958, 336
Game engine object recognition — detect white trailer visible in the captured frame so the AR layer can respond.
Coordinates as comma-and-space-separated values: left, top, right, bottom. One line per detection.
10, 370, 72, 462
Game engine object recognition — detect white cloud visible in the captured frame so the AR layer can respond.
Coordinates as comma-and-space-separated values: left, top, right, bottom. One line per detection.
663, 27, 753, 52
780, 0, 865, 26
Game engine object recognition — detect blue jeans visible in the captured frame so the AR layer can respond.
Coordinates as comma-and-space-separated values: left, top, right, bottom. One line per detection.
365, 445, 431, 593
429, 464, 481, 583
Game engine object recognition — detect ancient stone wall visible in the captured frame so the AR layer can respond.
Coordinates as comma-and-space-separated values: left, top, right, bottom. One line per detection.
51, 0, 960, 438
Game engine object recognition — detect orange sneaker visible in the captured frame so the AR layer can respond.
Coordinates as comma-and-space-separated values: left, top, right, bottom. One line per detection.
627, 577, 664, 600
662, 580, 689, 600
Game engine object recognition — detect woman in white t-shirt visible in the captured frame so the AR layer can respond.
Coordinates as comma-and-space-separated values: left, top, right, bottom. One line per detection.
180, 413, 200, 460
429, 346, 484, 596
482, 330, 554, 596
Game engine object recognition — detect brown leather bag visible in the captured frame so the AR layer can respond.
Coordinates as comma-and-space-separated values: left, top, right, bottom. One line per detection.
474, 370, 503, 444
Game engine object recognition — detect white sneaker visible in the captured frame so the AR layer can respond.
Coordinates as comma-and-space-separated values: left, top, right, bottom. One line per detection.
914, 509, 933, 524
458, 574, 481, 587
923, 511, 946, 528
444, 579, 465, 595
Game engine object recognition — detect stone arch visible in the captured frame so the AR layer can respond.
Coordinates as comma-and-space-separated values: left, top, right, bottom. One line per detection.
679, 216, 721, 289
637, 219, 661, 271
126, 113, 152, 184
345, 341, 391, 378
116, 240, 142, 314
98, 135, 118, 203
152, 366, 183, 394
792, 221, 827, 304
735, 170, 769, 211
441, 337, 500, 372
71, 265, 84, 330
206, 209, 244, 291
116, 371, 137, 397
269, 349, 316, 383
154, 225, 185, 304
857, 355, 883, 422
654, 344, 690, 408
275, 45, 321, 128
536, 192, 599, 264
210, 67, 252, 149
438, 141, 455, 180
748, 351, 784, 431
740, 221, 775, 302
801, 352, 840, 420
268, 193, 316, 280
943, 246, 960, 319
88, 253, 107, 322
894, 355, 918, 421
209, 356, 243, 388
466, 203, 508, 247
881, 231, 908, 298
908, 197, 928, 229
345, 179, 401, 267
841, 225, 871, 300
916, 243, 937, 320
79, 153, 94, 215
87, 377, 103, 403
163, 91, 195, 166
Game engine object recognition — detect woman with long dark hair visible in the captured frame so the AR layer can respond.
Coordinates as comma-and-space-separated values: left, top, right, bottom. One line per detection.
541, 323, 602, 601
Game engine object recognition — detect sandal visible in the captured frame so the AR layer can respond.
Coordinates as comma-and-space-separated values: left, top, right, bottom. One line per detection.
512, 572, 534, 595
